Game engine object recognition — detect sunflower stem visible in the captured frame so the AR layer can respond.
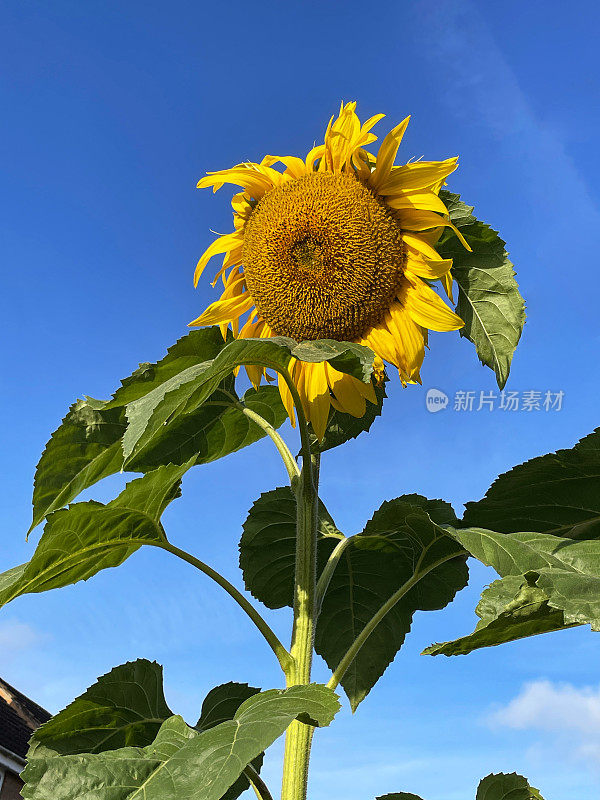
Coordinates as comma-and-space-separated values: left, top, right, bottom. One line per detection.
281, 446, 320, 800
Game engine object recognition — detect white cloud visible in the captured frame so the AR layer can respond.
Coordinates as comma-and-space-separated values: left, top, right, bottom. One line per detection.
413, 1, 600, 233
489, 680, 600, 765
0, 619, 41, 656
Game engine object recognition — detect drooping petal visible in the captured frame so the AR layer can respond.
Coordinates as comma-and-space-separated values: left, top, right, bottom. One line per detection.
305, 144, 326, 172
189, 292, 254, 327
262, 155, 307, 179
194, 232, 243, 287
277, 369, 297, 428
404, 253, 453, 281
397, 210, 472, 251
402, 278, 464, 332
378, 158, 458, 195
403, 233, 449, 262
324, 362, 366, 417
303, 361, 331, 441
197, 166, 279, 199
364, 324, 405, 371
385, 302, 426, 381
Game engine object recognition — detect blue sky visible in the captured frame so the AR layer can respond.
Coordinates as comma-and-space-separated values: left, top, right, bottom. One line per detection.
2, 1, 600, 798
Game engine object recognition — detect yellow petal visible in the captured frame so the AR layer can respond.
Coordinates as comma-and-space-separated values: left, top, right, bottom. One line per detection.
245, 363, 264, 390
441, 271, 454, 301
369, 116, 411, 190
262, 155, 307, 179
324, 362, 366, 417
194, 232, 243, 287
397, 210, 472, 252
303, 362, 330, 441
385, 191, 449, 214
305, 144, 326, 172
403, 279, 464, 332
277, 371, 297, 428
197, 167, 277, 199
386, 302, 425, 379
378, 158, 458, 194
238, 316, 262, 339
403, 233, 447, 262
188, 293, 254, 327
405, 254, 453, 281
365, 324, 404, 371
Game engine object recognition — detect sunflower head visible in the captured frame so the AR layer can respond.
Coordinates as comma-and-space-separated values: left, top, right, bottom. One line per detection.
190, 102, 469, 440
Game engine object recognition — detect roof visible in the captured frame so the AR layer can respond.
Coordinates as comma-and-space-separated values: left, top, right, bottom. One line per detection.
0, 677, 51, 761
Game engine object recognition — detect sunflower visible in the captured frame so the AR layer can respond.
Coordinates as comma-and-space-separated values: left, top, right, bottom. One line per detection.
190, 102, 470, 440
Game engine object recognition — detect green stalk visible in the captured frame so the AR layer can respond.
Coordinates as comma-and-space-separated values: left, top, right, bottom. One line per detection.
280, 375, 320, 800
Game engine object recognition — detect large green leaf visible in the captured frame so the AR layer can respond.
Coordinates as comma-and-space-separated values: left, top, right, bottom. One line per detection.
462, 428, 600, 539
130, 385, 287, 471
438, 190, 525, 389
317, 498, 468, 709
2, 464, 188, 609
453, 527, 600, 631
29, 328, 290, 533
476, 772, 545, 800
123, 337, 374, 465
240, 491, 467, 709
423, 575, 573, 657
103, 327, 231, 409
29, 665, 266, 800
22, 685, 340, 800
239, 487, 342, 610
30, 659, 173, 755
29, 400, 127, 534
195, 681, 263, 800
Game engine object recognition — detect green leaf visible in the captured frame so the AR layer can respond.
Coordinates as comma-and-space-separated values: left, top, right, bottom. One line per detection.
240, 490, 467, 709
2, 464, 188, 609
29, 667, 266, 800
123, 337, 374, 465
453, 526, 600, 631
423, 574, 573, 657
239, 486, 342, 610
29, 328, 288, 533
30, 659, 173, 755
22, 685, 340, 800
462, 428, 600, 539
29, 400, 127, 534
130, 385, 287, 471
376, 772, 545, 800
195, 682, 263, 800
476, 772, 545, 800
438, 190, 525, 389
311, 380, 386, 453
103, 327, 231, 409
317, 498, 468, 709
377, 794, 425, 800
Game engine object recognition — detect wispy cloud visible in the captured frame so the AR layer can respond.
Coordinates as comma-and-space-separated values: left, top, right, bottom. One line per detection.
414, 1, 600, 234
489, 680, 600, 764
0, 618, 41, 657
